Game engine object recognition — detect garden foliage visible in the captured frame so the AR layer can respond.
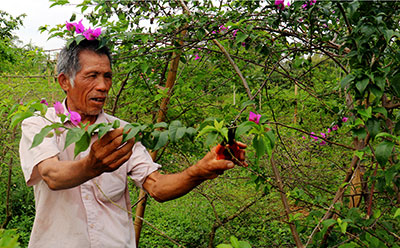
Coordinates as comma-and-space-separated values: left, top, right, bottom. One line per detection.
1, 0, 400, 247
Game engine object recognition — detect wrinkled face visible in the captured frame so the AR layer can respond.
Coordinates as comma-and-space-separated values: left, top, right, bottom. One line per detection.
61, 50, 112, 123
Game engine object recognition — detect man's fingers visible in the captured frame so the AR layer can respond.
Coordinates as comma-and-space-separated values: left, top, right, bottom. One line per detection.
236, 141, 247, 149
95, 128, 124, 147
107, 149, 133, 171
101, 136, 135, 165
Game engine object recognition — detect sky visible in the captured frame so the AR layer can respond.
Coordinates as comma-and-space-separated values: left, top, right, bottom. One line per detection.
1, 0, 85, 51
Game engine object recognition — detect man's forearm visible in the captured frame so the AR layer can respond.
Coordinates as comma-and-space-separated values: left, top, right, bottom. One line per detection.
142, 168, 205, 202
37, 156, 98, 190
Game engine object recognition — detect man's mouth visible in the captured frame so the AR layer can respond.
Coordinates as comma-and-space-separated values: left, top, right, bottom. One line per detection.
90, 97, 106, 103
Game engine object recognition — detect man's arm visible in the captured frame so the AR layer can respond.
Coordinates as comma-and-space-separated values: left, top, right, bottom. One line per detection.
143, 143, 246, 202
37, 128, 135, 190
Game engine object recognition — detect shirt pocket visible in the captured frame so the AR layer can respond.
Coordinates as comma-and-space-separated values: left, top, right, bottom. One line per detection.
94, 167, 127, 203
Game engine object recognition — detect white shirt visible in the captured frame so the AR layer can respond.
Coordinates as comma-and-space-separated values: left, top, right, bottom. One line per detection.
19, 100, 160, 248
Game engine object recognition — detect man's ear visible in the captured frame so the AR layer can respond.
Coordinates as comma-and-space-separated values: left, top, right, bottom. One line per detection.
58, 73, 71, 92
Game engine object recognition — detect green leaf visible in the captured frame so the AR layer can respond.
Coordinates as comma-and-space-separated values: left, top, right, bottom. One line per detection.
235, 33, 248, 44
30, 125, 54, 149
205, 131, 218, 146
230, 236, 240, 248
373, 107, 387, 118
340, 74, 355, 89
375, 132, 398, 141
236, 121, 259, 139
322, 219, 337, 228
185, 127, 197, 138
175, 126, 186, 141
74, 132, 91, 157
141, 62, 149, 74
394, 208, 400, 218
87, 123, 103, 136
10, 111, 34, 129
216, 245, 233, 248
354, 151, 364, 160
237, 241, 252, 248
355, 78, 369, 94
75, 35, 86, 45
123, 124, 141, 142
240, 100, 255, 109
154, 122, 168, 129
358, 106, 372, 120
197, 125, 218, 139
169, 121, 184, 142
253, 135, 265, 158
338, 242, 357, 248
375, 141, 395, 166
112, 120, 120, 129
50, 0, 70, 8
98, 125, 112, 139
366, 119, 380, 138
153, 130, 169, 150
265, 131, 275, 148
64, 127, 85, 150
383, 29, 395, 44
390, 73, 400, 97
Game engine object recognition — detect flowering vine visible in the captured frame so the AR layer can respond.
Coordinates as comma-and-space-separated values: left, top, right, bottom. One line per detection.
303, 117, 348, 146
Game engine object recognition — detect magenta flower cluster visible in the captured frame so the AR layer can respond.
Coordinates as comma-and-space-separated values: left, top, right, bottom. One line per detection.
303, 116, 348, 146
274, 0, 291, 10
53, 101, 81, 126
249, 111, 262, 124
302, 0, 317, 9
66, 20, 101, 41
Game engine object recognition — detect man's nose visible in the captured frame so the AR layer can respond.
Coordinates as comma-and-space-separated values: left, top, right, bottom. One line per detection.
95, 76, 111, 92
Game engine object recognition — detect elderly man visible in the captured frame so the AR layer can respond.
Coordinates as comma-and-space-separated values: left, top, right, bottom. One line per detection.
19, 39, 245, 247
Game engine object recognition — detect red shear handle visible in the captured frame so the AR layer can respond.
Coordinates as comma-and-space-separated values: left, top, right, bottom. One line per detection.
215, 142, 248, 167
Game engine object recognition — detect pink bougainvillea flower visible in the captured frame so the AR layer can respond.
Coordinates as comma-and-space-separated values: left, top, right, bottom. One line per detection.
322, 23, 328, 28
73, 20, 85, 34
241, 42, 246, 47
66, 21, 74, 31
342, 117, 348, 122
249, 111, 261, 124
232, 29, 238, 37
274, 0, 285, 9
68, 109, 81, 126
320, 132, 326, 138
194, 54, 201, 60
319, 140, 327, 146
40, 99, 48, 106
332, 125, 339, 131
302, 136, 306, 139
219, 25, 228, 31
302, 3, 308, 9
54, 101, 64, 115
310, 132, 318, 140
83, 27, 101, 40
327, 128, 331, 133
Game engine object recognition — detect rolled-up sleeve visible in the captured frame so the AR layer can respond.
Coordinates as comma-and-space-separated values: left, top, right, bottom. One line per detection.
19, 116, 60, 186
127, 142, 161, 188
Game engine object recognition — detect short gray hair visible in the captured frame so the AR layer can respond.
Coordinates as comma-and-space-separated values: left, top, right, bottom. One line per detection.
57, 39, 112, 87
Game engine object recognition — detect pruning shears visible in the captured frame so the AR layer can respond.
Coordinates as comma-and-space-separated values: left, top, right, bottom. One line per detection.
215, 125, 247, 167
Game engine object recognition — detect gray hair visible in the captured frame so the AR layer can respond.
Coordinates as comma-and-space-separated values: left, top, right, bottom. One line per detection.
57, 39, 112, 87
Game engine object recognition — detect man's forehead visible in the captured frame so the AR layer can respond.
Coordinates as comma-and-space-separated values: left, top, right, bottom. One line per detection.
78, 50, 111, 71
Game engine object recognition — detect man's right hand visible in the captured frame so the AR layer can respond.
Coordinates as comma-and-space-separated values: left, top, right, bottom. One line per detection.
37, 128, 135, 190
86, 128, 135, 176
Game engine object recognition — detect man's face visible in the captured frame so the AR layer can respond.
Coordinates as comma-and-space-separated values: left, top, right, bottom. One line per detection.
64, 50, 112, 121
